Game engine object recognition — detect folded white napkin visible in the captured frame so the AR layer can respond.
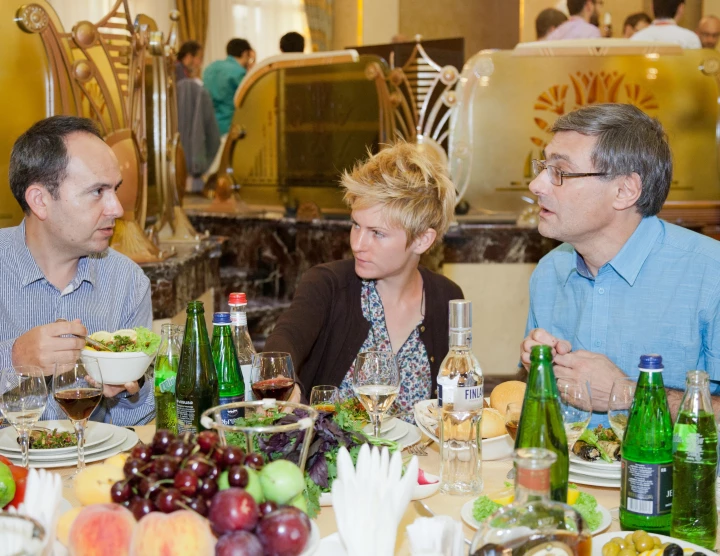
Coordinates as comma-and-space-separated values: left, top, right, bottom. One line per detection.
406, 516, 466, 556
332, 444, 418, 556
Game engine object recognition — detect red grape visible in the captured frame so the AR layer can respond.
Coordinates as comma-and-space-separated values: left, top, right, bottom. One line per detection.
155, 488, 182, 513
129, 497, 155, 520
199, 477, 218, 498
185, 455, 211, 478
167, 440, 191, 459
209, 488, 259, 535
212, 446, 226, 465
244, 452, 265, 471
138, 475, 161, 500
187, 496, 209, 517
174, 469, 199, 496
110, 481, 131, 503
222, 446, 245, 468
123, 458, 148, 478
256, 507, 310, 556
228, 465, 249, 488
215, 531, 264, 556
196, 430, 219, 453
152, 430, 175, 454
131, 443, 153, 463
207, 464, 220, 480
153, 456, 179, 479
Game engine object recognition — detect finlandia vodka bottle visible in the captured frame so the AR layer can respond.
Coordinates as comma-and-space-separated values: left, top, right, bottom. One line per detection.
438, 299, 484, 495
228, 293, 256, 400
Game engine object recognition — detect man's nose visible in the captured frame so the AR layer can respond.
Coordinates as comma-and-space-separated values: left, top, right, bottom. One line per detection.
104, 190, 124, 219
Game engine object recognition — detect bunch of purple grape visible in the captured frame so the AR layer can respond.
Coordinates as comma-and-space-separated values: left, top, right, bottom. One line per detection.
110, 429, 265, 521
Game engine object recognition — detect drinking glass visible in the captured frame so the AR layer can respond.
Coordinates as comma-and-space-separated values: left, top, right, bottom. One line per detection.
504, 402, 522, 441
250, 352, 295, 401
309, 385, 339, 413
352, 351, 400, 438
52, 359, 103, 481
556, 377, 592, 451
608, 377, 637, 441
0, 366, 48, 468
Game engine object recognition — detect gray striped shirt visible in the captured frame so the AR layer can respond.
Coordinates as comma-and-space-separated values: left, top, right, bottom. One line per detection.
0, 221, 155, 425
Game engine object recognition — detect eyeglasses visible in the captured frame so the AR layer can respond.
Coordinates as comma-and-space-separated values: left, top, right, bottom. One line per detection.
531, 159, 609, 186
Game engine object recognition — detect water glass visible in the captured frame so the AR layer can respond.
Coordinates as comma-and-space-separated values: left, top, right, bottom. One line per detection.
250, 352, 295, 401
0, 366, 48, 468
352, 351, 400, 438
309, 385, 339, 413
505, 402, 522, 441
556, 377, 592, 451
608, 377, 636, 441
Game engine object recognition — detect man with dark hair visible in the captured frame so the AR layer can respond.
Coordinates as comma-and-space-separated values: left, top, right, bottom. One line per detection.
203, 38, 255, 135
623, 12, 652, 38
0, 115, 154, 425
545, 0, 601, 40
631, 0, 701, 48
279, 31, 305, 53
175, 40, 203, 82
697, 15, 720, 49
520, 103, 720, 425
536, 8, 568, 40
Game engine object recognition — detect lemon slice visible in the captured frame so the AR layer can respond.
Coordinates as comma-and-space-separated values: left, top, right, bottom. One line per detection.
112, 328, 137, 342
567, 488, 580, 505
89, 331, 113, 343
489, 487, 515, 505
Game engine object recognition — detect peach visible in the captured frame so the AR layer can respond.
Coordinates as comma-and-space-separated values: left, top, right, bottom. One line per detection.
56, 506, 83, 546
68, 503, 136, 556
75, 464, 126, 505
130, 510, 216, 556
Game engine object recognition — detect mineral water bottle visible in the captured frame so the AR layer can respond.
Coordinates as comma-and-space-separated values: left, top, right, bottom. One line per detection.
438, 300, 484, 495
211, 312, 244, 426
228, 293, 256, 400
514, 344, 568, 503
671, 370, 717, 549
620, 354, 673, 534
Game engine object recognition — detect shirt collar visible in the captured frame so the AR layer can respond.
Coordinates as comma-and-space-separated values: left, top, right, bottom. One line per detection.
565, 216, 662, 287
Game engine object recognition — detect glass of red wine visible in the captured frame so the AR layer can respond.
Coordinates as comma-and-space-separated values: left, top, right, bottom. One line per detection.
250, 352, 295, 401
52, 359, 103, 482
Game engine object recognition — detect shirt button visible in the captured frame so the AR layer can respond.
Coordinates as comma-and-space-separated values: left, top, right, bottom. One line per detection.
420, 325, 426, 332
430, 356, 435, 363
594, 341, 601, 347
598, 288, 605, 294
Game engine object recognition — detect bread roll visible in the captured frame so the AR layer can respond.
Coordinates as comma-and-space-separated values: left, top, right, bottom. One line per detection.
481, 407, 506, 438
490, 381, 526, 416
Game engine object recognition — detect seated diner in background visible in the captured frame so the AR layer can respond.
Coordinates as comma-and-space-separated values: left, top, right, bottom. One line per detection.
264, 142, 463, 418
0, 116, 154, 425
519, 103, 720, 426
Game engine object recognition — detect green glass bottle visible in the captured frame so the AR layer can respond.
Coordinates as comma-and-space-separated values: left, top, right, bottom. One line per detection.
671, 370, 717, 548
620, 354, 673, 534
175, 301, 219, 433
211, 312, 244, 426
154, 324, 182, 432
514, 344, 569, 503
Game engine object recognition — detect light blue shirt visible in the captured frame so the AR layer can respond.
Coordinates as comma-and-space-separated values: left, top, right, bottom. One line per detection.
525, 216, 720, 426
0, 221, 155, 426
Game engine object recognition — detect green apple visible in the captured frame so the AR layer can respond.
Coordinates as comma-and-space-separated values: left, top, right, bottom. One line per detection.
217, 470, 230, 491
0, 463, 15, 508
288, 491, 308, 513
259, 460, 305, 505
245, 466, 265, 504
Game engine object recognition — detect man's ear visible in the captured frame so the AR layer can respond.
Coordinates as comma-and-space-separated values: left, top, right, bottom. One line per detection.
25, 184, 51, 221
612, 172, 642, 211
411, 228, 438, 255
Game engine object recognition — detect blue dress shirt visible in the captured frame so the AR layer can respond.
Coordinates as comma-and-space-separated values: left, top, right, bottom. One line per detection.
203, 56, 247, 135
525, 216, 720, 426
0, 221, 155, 426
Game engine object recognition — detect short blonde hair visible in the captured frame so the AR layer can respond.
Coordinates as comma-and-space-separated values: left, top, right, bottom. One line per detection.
340, 142, 456, 245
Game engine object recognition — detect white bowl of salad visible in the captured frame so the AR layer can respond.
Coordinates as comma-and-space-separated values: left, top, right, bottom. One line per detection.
80, 327, 160, 385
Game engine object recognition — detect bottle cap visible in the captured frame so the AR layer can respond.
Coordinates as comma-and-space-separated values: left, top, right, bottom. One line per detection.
448, 299, 471, 330
228, 292, 247, 305
639, 354, 663, 370
213, 312, 231, 324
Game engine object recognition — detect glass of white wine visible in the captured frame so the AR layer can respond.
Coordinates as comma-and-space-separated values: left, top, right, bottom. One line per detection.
556, 378, 592, 452
0, 366, 49, 468
608, 377, 636, 441
352, 351, 400, 438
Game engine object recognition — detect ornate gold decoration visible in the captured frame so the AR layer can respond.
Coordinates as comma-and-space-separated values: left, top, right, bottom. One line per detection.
72, 60, 93, 82
16, 4, 49, 33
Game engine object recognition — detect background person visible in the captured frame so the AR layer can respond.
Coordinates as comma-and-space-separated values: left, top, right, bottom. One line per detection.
623, 12, 652, 38
545, 0, 601, 40
279, 32, 305, 53
536, 8, 569, 40
696, 15, 720, 49
630, 0, 701, 49
175, 40, 203, 82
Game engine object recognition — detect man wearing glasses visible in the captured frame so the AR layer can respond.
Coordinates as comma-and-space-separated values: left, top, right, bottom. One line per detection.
520, 103, 720, 423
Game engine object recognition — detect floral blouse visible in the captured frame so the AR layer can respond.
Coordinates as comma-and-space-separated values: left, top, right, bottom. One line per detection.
339, 280, 431, 423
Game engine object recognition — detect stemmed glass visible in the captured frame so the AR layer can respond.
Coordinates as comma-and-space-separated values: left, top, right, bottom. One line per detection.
0, 366, 48, 469
608, 377, 637, 441
52, 359, 103, 481
556, 378, 592, 452
504, 402, 522, 441
352, 351, 400, 438
310, 385, 340, 413
250, 352, 295, 401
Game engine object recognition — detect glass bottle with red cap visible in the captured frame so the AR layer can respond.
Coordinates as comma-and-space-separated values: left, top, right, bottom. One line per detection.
228, 292, 256, 400
470, 448, 591, 556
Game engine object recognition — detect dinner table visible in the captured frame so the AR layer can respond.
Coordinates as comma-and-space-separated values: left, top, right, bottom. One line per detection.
54, 423, 703, 555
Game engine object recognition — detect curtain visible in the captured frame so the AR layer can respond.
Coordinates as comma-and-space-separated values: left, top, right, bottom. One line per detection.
175, 0, 210, 47
304, 0, 333, 51
205, 0, 310, 65
48, 0, 176, 33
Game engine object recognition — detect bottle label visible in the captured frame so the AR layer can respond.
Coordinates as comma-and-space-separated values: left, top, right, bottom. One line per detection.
621, 460, 673, 516
673, 424, 703, 463
438, 383, 453, 407
241, 364, 254, 401
219, 395, 244, 425
158, 376, 176, 394
453, 385, 484, 411
176, 400, 197, 433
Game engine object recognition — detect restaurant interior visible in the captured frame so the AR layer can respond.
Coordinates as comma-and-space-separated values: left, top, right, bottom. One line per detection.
1, 0, 720, 554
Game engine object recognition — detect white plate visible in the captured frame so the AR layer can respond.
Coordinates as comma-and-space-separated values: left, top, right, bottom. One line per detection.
569, 471, 620, 489
2, 429, 128, 462
300, 522, 320, 556
461, 498, 612, 535
570, 453, 621, 471
14, 428, 138, 469
0, 421, 114, 454
591, 532, 715, 556
569, 463, 621, 480
319, 469, 439, 506
363, 419, 407, 442
398, 422, 421, 449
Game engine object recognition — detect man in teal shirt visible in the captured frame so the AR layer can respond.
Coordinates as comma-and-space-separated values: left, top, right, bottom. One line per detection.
203, 38, 254, 135
520, 103, 720, 426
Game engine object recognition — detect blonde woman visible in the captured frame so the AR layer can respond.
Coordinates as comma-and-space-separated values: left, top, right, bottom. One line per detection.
265, 142, 463, 416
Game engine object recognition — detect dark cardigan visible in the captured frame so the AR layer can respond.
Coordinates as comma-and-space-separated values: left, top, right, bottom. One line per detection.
263, 259, 465, 396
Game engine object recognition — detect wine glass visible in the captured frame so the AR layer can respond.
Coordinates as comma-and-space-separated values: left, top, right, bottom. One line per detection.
52, 359, 103, 482
352, 351, 400, 438
0, 366, 48, 469
608, 377, 637, 441
250, 352, 295, 401
310, 385, 339, 413
556, 377, 592, 452
504, 402, 522, 441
